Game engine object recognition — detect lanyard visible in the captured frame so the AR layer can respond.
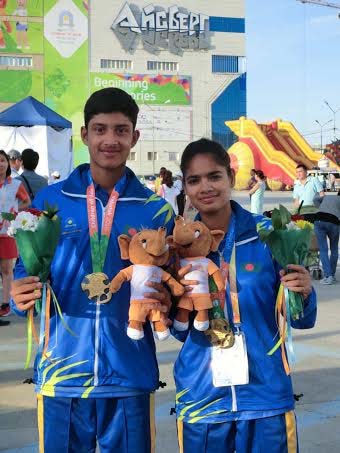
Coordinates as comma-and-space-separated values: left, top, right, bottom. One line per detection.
86, 183, 119, 273
219, 214, 241, 327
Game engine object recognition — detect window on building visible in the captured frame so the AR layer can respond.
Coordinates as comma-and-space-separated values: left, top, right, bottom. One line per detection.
168, 152, 179, 161
0, 55, 33, 67
212, 55, 246, 74
147, 152, 158, 161
128, 151, 137, 161
147, 61, 179, 72
100, 59, 133, 70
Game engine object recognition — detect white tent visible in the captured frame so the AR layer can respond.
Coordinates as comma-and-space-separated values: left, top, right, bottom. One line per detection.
0, 96, 73, 181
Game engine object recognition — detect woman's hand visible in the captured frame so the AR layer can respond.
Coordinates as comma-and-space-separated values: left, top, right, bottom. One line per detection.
10, 276, 42, 311
178, 264, 198, 292
144, 282, 172, 326
280, 264, 312, 300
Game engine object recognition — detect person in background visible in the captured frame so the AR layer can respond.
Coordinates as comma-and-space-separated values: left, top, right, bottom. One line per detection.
174, 171, 185, 216
329, 173, 336, 192
249, 170, 266, 214
0, 150, 30, 322
246, 168, 256, 190
293, 164, 324, 212
313, 191, 340, 285
16, 148, 48, 201
158, 169, 181, 214
8, 149, 22, 178
154, 166, 166, 193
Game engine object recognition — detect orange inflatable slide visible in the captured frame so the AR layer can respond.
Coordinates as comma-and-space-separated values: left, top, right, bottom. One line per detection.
226, 117, 340, 190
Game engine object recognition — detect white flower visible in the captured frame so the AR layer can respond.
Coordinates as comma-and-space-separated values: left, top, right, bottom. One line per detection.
286, 221, 300, 231
8, 211, 40, 236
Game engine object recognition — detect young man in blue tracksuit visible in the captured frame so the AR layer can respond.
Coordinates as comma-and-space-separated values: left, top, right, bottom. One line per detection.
173, 139, 317, 453
11, 88, 174, 452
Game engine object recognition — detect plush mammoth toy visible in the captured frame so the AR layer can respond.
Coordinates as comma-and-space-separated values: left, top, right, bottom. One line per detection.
168, 216, 225, 332
110, 227, 184, 340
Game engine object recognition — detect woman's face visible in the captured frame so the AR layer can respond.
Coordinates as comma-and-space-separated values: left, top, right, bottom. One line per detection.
184, 154, 234, 215
0, 155, 9, 178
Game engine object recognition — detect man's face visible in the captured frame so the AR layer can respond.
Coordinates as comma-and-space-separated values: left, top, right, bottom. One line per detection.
81, 112, 139, 172
296, 167, 307, 181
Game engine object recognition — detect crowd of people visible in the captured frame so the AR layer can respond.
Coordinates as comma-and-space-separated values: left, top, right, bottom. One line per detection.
0, 148, 60, 325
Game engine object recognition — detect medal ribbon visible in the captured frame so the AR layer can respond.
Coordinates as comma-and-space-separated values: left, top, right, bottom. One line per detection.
219, 214, 241, 326
87, 184, 119, 273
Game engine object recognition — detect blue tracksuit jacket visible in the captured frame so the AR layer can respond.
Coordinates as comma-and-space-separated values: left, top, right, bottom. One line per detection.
174, 201, 317, 423
13, 164, 174, 398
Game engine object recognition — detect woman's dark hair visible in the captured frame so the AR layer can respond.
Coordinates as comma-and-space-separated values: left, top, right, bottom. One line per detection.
180, 138, 233, 179
0, 150, 11, 178
162, 170, 174, 188
255, 170, 265, 180
84, 88, 139, 129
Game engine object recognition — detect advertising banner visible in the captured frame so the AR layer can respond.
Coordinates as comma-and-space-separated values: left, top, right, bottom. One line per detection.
90, 73, 191, 106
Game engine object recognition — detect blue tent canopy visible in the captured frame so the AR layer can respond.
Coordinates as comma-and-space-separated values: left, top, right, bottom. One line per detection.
0, 96, 71, 128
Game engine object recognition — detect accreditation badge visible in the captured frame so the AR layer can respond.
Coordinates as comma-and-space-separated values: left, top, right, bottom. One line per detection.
211, 331, 249, 387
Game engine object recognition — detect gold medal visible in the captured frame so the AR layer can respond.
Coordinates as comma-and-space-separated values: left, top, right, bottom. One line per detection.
205, 318, 235, 349
81, 272, 112, 304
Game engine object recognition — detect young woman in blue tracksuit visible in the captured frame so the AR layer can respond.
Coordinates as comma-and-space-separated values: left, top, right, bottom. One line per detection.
10, 88, 174, 453
173, 139, 317, 453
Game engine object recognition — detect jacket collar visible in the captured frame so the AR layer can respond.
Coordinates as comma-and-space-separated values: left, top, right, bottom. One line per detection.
61, 164, 151, 200
196, 200, 259, 244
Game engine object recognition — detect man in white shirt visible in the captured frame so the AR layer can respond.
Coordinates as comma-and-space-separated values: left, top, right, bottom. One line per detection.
293, 164, 325, 211
8, 149, 22, 178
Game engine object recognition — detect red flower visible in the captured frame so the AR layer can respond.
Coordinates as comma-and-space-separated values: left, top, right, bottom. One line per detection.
26, 208, 43, 217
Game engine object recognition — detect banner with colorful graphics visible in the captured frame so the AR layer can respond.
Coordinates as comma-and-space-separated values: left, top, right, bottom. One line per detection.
0, 0, 43, 53
0, 0, 89, 166
44, 0, 89, 166
90, 73, 191, 106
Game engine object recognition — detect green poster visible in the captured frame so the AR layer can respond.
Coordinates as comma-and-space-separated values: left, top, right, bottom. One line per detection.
44, 0, 89, 166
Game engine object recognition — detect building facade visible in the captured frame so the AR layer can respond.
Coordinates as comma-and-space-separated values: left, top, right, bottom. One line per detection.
0, 0, 246, 175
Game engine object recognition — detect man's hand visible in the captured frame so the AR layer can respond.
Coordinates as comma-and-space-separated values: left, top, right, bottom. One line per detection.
144, 282, 172, 326
10, 277, 42, 312
280, 265, 312, 300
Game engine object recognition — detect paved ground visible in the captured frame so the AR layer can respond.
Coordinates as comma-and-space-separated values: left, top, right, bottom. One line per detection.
1, 192, 340, 452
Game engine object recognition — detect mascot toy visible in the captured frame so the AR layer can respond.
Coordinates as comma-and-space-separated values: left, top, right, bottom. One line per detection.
168, 216, 225, 332
110, 227, 184, 340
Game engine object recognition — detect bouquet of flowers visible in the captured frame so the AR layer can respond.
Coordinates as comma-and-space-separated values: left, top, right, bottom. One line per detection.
5, 205, 75, 368
257, 205, 312, 374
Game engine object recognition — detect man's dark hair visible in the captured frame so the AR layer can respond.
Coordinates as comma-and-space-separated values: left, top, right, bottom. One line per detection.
181, 138, 232, 179
22, 148, 39, 171
0, 150, 11, 177
84, 88, 139, 129
296, 163, 308, 172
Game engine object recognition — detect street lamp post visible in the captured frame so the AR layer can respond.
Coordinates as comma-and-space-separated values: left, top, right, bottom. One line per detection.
324, 100, 340, 141
315, 119, 332, 152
